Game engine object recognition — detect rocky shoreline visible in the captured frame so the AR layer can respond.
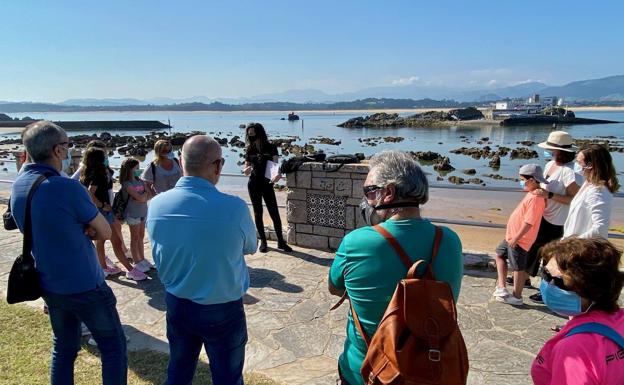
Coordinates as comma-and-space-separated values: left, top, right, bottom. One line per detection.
1, 127, 622, 187
337, 108, 485, 128
338, 108, 619, 128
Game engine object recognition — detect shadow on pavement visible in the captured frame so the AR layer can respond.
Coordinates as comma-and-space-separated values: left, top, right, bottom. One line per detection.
249, 266, 303, 293
82, 325, 214, 384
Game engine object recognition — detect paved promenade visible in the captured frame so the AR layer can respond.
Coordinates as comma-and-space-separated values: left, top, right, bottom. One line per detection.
0, 221, 568, 385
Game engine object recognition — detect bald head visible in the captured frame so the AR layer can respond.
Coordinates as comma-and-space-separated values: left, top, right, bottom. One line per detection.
181, 135, 223, 179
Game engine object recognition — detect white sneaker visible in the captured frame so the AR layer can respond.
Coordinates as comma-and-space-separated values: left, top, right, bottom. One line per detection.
492, 287, 510, 298
497, 295, 524, 306
125, 267, 148, 281
135, 261, 151, 273
103, 266, 122, 277
104, 255, 116, 269
136, 259, 155, 272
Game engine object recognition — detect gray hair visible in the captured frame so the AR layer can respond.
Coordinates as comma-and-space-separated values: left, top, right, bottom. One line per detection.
181, 135, 221, 175
22, 121, 66, 162
368, 150, 429, 205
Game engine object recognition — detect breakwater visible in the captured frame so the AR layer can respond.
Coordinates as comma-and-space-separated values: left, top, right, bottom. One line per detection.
0, 120, 171, 131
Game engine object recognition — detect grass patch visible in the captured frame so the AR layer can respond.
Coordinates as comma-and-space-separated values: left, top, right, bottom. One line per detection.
610, 227, 624, 234
0, 301, 279, 385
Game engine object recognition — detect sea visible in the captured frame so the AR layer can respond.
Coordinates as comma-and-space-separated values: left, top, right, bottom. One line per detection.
1, 110, 623, 192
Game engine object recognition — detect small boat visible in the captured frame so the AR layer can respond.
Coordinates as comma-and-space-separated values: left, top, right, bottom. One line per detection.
239, 124, 246, 128
287, 112, 300, 121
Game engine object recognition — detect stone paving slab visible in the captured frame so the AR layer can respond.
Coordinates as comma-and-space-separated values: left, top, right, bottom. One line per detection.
0, 225, 567, 385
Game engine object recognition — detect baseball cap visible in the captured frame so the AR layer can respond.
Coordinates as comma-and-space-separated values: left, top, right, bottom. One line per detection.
519, 164, 548, 184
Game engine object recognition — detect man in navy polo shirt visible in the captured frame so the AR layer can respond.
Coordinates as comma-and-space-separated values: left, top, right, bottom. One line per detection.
147, 135, 257, 385
10, 121, 127, 385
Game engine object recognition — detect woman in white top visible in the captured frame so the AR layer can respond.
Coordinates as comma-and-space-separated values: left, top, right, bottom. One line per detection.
522, 132, 582, 303
564, 144, 619, 239
141, 139, 182, 195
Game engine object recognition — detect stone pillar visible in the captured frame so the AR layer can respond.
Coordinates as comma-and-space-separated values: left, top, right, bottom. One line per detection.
285, 162, 369, 251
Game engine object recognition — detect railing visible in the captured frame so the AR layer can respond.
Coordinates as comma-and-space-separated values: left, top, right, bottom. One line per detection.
1, 171, 623, 239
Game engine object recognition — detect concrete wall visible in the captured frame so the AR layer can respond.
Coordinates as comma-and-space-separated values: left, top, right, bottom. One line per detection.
284, 162, 369, 251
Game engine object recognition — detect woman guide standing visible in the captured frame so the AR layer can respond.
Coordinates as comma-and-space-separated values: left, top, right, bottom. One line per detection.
243, 123, 292, 253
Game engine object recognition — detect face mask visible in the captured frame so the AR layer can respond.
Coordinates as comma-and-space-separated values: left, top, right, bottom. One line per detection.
167, 152, 175, 160
359, 195, 420, 227
61, 152, 71, 171
540, 279, 586, 317
519, 180, 526, 190
248, 135, 257, 142
104, 159, 110, 167
543, 150, 552, 159
134, 169, 142, 178
360, 198, 384, 226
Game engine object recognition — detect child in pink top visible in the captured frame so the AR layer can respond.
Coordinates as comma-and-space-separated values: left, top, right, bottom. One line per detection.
493, 164, 547, 305
532, 237, 624, 385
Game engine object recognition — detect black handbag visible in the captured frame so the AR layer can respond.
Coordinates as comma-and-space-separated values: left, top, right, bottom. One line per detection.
6, 175, 47, 304
3, 199, 18, 231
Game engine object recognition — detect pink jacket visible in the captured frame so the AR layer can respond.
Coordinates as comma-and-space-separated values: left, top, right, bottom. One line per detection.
532, 309, 624, 385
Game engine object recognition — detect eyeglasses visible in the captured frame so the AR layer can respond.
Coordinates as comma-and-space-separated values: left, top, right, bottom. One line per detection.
363, 184, 383, 197
56, 141, 74, 149
542, 268, 570, 291
213, 157, 225, 167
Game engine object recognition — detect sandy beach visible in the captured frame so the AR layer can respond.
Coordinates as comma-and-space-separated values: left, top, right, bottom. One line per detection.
0, 127, 23, 135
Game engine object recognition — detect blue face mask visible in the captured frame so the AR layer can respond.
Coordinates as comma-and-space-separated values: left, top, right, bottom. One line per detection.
167, 152, 175, 160
540, 279, 585, 317
543, 150, 553, 159
519, 180, 526, 190
574, 162, 584, 174
104, 158, 110, 167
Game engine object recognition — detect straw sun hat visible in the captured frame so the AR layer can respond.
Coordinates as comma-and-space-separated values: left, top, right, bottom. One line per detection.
537, 131, 578, 152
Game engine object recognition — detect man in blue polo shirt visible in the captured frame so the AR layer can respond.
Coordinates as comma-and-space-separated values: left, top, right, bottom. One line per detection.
10, 121, 127, 385
147, 135, 257, 385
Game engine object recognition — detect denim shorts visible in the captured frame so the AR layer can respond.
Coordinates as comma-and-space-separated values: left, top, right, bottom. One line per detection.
99, 208, 114, 224
125, 216, 145, 225
496, 240, 528, 271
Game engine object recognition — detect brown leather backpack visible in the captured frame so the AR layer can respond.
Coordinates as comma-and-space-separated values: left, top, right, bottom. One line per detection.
336, 225, 469, 385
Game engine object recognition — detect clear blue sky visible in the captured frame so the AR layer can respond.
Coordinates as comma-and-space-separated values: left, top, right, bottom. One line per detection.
1, 1, 622, 102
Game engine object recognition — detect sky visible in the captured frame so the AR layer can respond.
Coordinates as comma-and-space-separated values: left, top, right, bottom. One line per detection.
1, 1, 623, 102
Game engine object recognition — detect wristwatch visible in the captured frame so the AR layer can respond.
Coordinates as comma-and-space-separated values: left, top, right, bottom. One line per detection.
547, 192, 554, 199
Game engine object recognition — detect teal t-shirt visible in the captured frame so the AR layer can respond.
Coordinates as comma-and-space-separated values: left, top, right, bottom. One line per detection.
329, 218, 463, 385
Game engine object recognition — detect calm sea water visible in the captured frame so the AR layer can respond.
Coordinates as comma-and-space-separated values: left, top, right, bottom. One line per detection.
1, 110, 623, 190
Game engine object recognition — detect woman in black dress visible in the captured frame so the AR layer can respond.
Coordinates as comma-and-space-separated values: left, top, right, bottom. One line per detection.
243, 123, 292, 253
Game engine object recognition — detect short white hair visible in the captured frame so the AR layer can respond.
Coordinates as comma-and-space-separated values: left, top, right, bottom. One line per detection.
368, 150, 429, 205
22, 121, 66, 162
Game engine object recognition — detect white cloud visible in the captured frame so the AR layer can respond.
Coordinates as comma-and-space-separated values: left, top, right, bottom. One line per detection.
392, 76, 420, 86
510, 78, 542, 86
487, 79, 498, 86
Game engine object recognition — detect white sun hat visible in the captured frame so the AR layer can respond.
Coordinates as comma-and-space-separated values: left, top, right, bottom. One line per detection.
537, 131, 578, 152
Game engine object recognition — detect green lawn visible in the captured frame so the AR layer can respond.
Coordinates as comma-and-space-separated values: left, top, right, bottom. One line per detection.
0, 301, 278, 385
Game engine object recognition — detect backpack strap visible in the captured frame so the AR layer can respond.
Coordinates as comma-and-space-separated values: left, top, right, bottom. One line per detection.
565, 322, 624, 348
22, 175, 49, 264
330, 291, 372, 347
373, 224, 443, 280
373, 225, 412, 269
151, 162, 156, 181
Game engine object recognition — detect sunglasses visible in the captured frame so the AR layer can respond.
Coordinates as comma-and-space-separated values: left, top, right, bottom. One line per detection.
542, 268, 570, 291
363, 184, 383, 196
56, 141, 74, 149
213, 157, 225, 166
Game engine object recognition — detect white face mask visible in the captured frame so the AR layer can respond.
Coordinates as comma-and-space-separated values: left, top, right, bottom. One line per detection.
60, 149, 71, 171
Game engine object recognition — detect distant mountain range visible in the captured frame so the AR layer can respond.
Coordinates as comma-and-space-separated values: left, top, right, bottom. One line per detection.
1, 75, 623, 112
